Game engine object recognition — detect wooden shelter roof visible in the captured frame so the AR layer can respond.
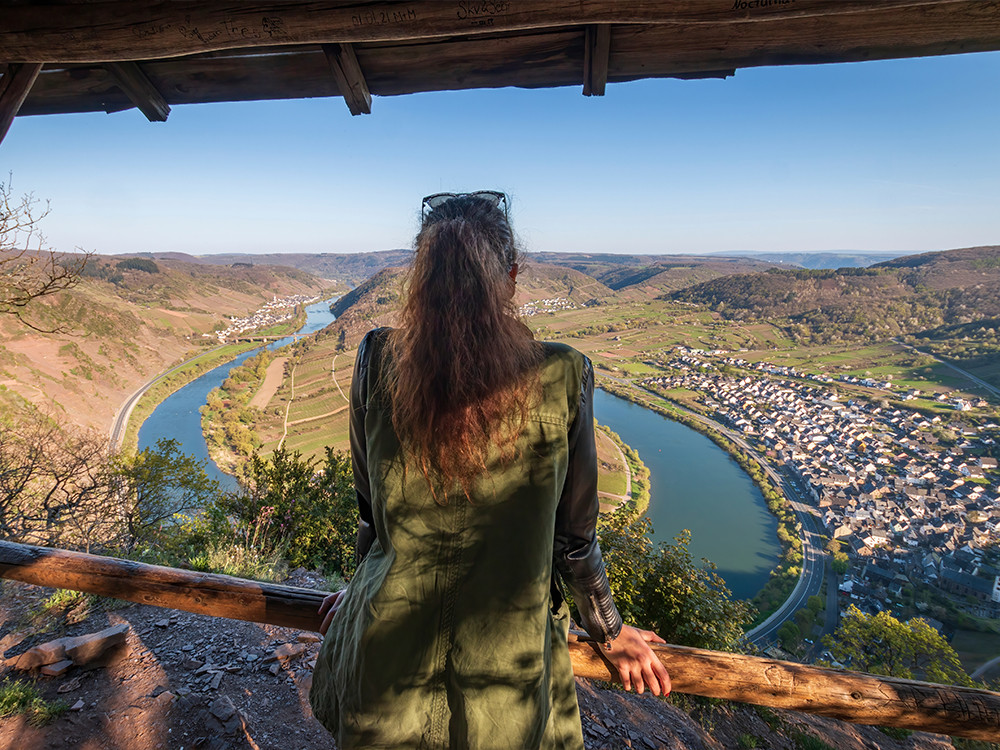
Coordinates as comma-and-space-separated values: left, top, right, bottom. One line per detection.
2, 1, 1000, 143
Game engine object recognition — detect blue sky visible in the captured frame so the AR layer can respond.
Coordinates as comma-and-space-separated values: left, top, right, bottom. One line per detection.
2, 50, 999, 257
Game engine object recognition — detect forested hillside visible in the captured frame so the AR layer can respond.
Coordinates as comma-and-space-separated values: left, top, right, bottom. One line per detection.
153, 250, 410, 287
668, 246, 1000, 345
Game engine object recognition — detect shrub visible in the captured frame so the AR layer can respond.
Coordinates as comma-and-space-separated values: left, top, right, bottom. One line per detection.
206, 446, 358, 578
598, 506, 755, 651
0, 679, 66, 726
115, 257, 159, 273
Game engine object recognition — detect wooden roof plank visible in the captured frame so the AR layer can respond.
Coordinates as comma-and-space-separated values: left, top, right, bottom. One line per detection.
0, 62, 42, 144
322, 43, 372, 115
13, 1, 1000, 119
105, 61, 170, 121
1, 1, 997, 64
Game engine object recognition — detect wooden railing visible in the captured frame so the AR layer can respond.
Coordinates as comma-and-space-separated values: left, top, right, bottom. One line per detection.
1, 540, 998, 741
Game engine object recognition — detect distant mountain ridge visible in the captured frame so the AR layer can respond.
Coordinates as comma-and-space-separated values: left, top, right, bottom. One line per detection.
150, 250, 781, 294
143, 250, 410, 287
711, 250, 905, 269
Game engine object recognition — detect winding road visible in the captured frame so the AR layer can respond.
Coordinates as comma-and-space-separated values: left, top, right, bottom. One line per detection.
108, 344, 227, 450
894, 339, 1000, 399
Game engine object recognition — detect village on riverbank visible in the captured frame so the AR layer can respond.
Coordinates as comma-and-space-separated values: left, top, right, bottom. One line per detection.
640, 347, 1000, 630
212, 295, 318, 342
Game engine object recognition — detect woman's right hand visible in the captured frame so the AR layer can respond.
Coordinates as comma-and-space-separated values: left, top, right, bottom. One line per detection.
602, 625, 671, 696
318, 589, 347, 636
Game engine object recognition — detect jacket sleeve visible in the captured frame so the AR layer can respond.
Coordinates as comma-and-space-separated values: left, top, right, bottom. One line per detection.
553, 356, 624, 644
350, 329, 379, 563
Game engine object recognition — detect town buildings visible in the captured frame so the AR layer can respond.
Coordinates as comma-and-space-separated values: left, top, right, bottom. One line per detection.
640, 349, 1000, 620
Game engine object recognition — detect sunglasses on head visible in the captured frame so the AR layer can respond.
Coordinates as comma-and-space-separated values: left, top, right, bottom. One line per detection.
421, 191, 509, 220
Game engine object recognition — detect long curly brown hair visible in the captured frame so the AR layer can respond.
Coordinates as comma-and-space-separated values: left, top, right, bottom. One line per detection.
386, 195, 544, 499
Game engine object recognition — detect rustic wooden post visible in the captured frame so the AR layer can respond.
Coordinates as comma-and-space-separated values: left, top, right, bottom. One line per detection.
322, 43, 372, 116
105, 62, 170, 122
1, 540, 999, 740
583, 25, 611, 96
0, 63, 42, 145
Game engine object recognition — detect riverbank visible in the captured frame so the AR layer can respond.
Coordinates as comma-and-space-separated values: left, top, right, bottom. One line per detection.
118, 343, 258, 451
597, 424, 649, 515
598, 378, 803, 622
201, 347, 278, 476
120, 311, 307, 452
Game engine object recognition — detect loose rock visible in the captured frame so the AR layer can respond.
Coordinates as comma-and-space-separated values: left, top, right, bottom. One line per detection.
40, 659, 73, 677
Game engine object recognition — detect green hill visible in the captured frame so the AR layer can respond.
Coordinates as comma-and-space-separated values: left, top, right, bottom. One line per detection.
175, 250, 781, 296
668, 246, 1000, 345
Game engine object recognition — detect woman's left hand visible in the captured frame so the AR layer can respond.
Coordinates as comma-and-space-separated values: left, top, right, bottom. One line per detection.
602, 625, 671, 696
318, 589, 347, 636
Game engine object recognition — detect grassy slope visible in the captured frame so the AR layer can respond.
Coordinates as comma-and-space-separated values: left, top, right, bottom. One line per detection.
0, 255, 325, 435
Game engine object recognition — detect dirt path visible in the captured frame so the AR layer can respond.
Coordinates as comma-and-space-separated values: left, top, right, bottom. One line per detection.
286, 404, 348, 427
330, 354, 349, 403
0, 578, 947, 750
277, 364, 297, 451
249, 357, 288, 410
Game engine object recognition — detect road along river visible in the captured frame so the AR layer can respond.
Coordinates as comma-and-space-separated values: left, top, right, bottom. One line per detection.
136, 317, 780, 603
137, 300, 339, 491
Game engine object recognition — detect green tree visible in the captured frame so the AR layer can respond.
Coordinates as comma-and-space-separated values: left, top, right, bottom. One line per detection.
777, 620, 800, 650
794, 607, 814, 635
112, 438, 221, 553
826, 537, 849, 575
598, 507, 755, 651
213, 446, 358, 577
822, 606, 973, 686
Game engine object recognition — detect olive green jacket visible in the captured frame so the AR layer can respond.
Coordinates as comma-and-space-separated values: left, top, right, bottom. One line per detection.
310, 329, 620, 749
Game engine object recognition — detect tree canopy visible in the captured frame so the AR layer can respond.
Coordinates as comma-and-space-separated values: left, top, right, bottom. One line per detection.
822, 605, 973, 686
598, 506, 755, 651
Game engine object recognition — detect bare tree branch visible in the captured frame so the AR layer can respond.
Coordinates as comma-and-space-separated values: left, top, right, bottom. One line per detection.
0, 174, 93, 332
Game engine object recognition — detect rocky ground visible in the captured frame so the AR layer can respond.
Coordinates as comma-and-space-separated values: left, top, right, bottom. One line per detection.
0, 576, 969, 750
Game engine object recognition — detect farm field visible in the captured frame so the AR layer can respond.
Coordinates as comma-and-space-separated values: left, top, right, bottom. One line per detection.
244, 289, 998, 471
251, 334, 633, 497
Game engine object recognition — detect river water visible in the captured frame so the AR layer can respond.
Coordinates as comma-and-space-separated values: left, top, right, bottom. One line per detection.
593, 390, 779, 601
137, 299, 340, 491
139, 310, 779, 600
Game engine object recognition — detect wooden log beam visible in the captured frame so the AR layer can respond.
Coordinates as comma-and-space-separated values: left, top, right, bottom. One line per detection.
0, 539, 325, 632
14, 0, 1000, 119
104, 62, 170, 121
0, 63, 42, 144
582, 25, 611, 96
2, 540, 999, 740
569, 635, 1000, 741
322, 43, 372, 115
2, 1, 1000, 63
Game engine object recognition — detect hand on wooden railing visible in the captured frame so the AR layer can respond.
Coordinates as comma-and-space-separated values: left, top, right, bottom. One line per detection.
600, 625, 671, 697
1, 540, 998, 741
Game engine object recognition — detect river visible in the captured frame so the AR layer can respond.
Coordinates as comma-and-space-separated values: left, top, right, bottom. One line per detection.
137, 299, 340, 491
593, 389, 780, 601
139, 311, 779, 600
